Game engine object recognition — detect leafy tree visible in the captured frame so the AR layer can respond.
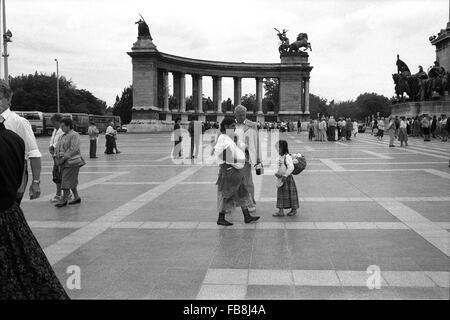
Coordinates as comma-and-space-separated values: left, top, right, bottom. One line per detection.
355, 92, 391, 119
9, 72, 107, 114
309, 94, 330, 118
241, 93, 256, 113
112, 86, 133, 124
263, 78, 279, 113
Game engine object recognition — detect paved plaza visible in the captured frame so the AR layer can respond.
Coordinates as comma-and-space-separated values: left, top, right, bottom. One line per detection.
23, 131, 450, 300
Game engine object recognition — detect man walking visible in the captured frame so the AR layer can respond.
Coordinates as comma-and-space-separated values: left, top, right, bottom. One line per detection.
0, 80, 41, 203
88, 121, 99, 158
234, 105, 262, 214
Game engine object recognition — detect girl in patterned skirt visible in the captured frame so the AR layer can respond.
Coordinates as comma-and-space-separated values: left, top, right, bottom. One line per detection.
273, 140, 299, 217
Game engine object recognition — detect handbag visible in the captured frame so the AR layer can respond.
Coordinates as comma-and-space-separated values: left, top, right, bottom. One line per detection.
67, 154, 86, 167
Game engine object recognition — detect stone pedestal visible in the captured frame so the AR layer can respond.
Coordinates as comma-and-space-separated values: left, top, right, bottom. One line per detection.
132, 36, 157, 51
279, 52, 311, 118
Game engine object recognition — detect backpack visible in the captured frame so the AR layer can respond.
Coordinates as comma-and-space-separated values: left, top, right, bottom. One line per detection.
287, 153, 307, 175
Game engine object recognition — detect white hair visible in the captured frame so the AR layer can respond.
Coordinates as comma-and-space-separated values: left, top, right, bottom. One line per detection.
234, 105, 247, 113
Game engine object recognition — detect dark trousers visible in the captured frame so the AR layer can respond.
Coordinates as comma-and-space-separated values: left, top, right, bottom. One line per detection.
89, 139, 97, 158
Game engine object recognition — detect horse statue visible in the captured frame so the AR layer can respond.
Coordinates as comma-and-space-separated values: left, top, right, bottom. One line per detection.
274, 28, 290, 54
392, 73, 409, 102
288, 33, 312, 53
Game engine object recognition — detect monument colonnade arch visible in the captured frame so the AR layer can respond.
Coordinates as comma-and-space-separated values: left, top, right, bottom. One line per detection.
127, 32, 313, 132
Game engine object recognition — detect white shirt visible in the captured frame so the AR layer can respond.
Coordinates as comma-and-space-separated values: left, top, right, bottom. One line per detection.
106, 125, 116, 136
213, 133, 245, 169
1, 108, 42, 159
49, 128, 64, 148
277, 154, 294, 177
400, 120, 407, 129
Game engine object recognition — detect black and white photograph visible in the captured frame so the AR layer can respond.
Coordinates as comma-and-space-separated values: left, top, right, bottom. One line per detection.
0, 0, 449, 312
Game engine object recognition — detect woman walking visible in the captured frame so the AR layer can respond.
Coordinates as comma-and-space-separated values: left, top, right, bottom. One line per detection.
352, 119, 358, 138
0, 121, 69, 299
422, 115, 431, 141
398, 116, 408, 147
377, 117, 385, 141
307, 120, 314, 141
273, 140, 299, 217
387, 116, 396, 147
213, 117, 260, 226
54, 118, 84, 207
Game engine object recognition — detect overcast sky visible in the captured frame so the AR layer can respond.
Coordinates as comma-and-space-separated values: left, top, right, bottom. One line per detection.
6, 0, 449, 107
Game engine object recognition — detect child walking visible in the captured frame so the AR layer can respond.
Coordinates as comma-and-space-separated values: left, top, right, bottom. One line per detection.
273, 140, 299, 217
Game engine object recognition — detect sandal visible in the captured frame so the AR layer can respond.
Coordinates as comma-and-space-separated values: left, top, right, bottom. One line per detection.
287, 211, 297, 216
273, 212, 285, 217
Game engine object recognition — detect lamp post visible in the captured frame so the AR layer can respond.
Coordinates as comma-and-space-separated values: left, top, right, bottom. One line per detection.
2, 0, 12, 84
55, 59, 60, 113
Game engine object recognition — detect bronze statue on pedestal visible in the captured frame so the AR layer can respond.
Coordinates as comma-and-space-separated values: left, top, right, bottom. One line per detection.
135, 14, 152, 39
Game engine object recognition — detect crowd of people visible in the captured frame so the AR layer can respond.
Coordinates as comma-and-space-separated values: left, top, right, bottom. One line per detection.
305, 116, 359, 142
369, 114, 449, 145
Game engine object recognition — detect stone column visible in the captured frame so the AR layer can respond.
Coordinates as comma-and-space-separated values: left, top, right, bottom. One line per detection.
304, 76, 310, 115
256, 77, 263, 114
192, 75, 198, 112
197, 75, 203, 113
173, 72, 180, 111
213, 76, 222, 113
233, 76, 242, 106
163, 70, 169, 112
179, 72, 186, 113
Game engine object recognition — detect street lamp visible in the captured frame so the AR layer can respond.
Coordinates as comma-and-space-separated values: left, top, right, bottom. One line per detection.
55, 58, 60, 113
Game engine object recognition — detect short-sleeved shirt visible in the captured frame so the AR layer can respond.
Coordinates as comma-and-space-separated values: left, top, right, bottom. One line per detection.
1, 108, 42, 159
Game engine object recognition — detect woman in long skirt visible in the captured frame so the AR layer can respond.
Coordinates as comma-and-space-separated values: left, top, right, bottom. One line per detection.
54, 118, 83, 207
0, 122, 69, 299
213, 117, 260, 226
273, 140, 299, 217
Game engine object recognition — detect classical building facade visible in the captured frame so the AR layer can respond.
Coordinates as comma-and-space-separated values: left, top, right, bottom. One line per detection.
127, 30, 312, 132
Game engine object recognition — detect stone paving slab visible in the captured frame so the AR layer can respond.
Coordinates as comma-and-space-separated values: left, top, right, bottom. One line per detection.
28, 133, 450, 299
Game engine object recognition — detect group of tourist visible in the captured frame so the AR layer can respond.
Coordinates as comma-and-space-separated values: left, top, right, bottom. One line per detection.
370, 114, 449, 145
173, 105, 300, 226
305, 116, 358, 142
211, 105, 299, 225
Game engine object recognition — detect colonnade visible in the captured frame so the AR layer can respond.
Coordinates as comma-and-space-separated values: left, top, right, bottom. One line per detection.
159, 70, 310, 115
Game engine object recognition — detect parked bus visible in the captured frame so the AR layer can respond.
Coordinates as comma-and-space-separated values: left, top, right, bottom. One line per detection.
43, 113, 73, 136
89, 115, 122, 133
13, 111, 45, 135
71, 113, 90, 134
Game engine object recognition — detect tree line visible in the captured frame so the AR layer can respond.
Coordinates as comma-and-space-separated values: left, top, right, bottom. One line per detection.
9, 72, 107, 115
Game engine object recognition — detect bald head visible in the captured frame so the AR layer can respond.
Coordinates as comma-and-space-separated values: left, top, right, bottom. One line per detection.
234, 105, 247, 124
